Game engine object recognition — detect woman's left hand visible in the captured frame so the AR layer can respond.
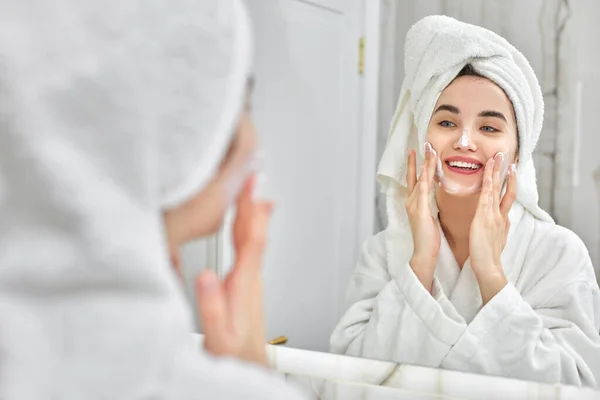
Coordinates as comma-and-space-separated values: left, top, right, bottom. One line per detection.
469, 153, 517, 305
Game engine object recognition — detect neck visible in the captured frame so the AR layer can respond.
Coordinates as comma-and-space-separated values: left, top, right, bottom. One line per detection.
435, 187, 480, 247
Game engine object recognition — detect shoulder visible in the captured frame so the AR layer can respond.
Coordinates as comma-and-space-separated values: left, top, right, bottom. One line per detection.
531, 220, 589, 258
527, 219, 595, 282
361, 230, 387, 254
353, 230, 391, 278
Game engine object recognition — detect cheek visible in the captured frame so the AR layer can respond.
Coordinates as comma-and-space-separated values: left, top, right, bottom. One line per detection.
425, 127, 452, 153
481, 137, 518, 161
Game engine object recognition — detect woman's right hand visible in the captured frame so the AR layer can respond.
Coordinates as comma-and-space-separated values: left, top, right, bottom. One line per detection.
196, 175, 274, 366
405, 143, 440, 292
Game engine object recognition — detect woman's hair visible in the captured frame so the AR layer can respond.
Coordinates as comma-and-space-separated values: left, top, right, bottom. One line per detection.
456, 64, 481, 78
453, 64, 520, 152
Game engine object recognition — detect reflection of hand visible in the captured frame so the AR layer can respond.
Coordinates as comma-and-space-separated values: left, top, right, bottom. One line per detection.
469, 153, 517, 305
405, 145, 440, 293
196, 175, 274, 366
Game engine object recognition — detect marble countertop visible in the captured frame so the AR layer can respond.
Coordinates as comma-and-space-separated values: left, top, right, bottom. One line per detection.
192, 334, 600, 399
267, 344, 600, 399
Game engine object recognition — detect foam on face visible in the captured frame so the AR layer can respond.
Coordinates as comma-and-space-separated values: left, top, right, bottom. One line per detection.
427, 142, 512, 196
223, 150, 272, 206
457, 129, 470, 148
224, 151, 260, 204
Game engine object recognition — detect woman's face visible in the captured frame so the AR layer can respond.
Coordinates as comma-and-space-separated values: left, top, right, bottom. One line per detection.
425, 75, 518, 194
164, 88, 258, 245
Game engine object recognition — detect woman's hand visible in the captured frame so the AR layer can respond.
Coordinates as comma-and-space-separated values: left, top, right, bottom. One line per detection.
195, 175, 274, 366
405, 143, 440, 293
469, 153, 517, 305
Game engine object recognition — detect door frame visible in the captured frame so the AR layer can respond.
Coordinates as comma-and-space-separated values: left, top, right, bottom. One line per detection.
356, 0, 381, 245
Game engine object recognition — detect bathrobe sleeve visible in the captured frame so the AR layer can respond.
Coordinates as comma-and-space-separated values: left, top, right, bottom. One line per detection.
329, 232, 469, 367
441, 227, 600, 388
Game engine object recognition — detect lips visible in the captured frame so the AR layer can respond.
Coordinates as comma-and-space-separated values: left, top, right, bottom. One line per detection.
444, 156, 483, 175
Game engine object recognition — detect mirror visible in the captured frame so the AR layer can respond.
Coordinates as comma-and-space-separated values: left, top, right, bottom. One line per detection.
182, 0, 600, 392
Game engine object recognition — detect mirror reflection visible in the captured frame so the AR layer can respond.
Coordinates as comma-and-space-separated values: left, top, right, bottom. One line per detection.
8, 0, 600, 398
177, 0, 600, 393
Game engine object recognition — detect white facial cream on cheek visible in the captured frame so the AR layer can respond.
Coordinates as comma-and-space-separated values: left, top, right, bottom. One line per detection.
223, 151, 259, 204
222, 150, 273, 205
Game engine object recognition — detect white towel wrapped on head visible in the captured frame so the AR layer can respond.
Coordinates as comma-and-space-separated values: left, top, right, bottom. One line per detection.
377, 14, 553, 228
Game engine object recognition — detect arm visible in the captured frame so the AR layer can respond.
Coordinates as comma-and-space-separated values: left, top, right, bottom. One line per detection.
329, 232, 467, 367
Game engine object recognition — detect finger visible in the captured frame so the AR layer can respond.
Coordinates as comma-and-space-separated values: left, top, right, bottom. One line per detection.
233, 175, 254, 227
238, 201, 274, 263
196, 270, 230, 354
477, 158, 495, 212
235, 174, 257, 216
233, 174, 259, 249
407, 149, 417, 193
418, 165, 430, 209
500, 164, 517, 220
426, 146, 437, 190
492, 153, 503, 209
483, 156, 495, 185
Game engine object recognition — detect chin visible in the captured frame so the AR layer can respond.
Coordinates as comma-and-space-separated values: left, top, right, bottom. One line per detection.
438, 184, 482, 198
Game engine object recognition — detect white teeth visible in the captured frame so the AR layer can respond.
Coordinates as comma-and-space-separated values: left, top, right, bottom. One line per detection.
448, 161, 481, 170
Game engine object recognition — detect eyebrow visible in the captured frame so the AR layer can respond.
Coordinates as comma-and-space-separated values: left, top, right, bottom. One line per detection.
479, 110, 507, 122
434, 104, 460, 114
433, 104, 507, 123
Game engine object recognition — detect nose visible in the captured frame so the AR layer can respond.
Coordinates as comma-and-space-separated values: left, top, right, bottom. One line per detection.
454, 129, 475, 151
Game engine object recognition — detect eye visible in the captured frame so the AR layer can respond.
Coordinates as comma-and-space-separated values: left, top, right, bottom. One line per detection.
481, 126, 498, 133
439, 120, 456, 128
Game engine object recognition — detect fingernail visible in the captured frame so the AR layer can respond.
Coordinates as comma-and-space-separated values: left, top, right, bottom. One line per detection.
509, 163, 517, 174
495, 152, 504, 162
425, 142, 432, 153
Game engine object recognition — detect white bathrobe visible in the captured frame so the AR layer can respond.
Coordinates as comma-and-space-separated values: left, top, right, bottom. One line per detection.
330, 15, 600, 389
330, 202, 600, 387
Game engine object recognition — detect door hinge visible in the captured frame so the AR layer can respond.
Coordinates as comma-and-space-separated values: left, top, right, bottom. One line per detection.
358, 37, 365, 74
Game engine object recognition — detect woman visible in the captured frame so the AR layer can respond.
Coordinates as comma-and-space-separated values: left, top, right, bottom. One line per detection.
330, 15, 600, 388
0, 0, 305, 398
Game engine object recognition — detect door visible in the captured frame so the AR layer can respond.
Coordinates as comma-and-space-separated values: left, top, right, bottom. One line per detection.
218, 0, 368, 352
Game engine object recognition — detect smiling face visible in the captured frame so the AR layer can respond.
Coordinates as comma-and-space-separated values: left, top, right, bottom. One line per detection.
425, 74, 519, 195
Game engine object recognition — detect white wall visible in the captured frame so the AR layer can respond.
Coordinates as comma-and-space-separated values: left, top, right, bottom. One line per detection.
179, 235, 219, 331
375, 0, 600, 276
570, 0, 600, 274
